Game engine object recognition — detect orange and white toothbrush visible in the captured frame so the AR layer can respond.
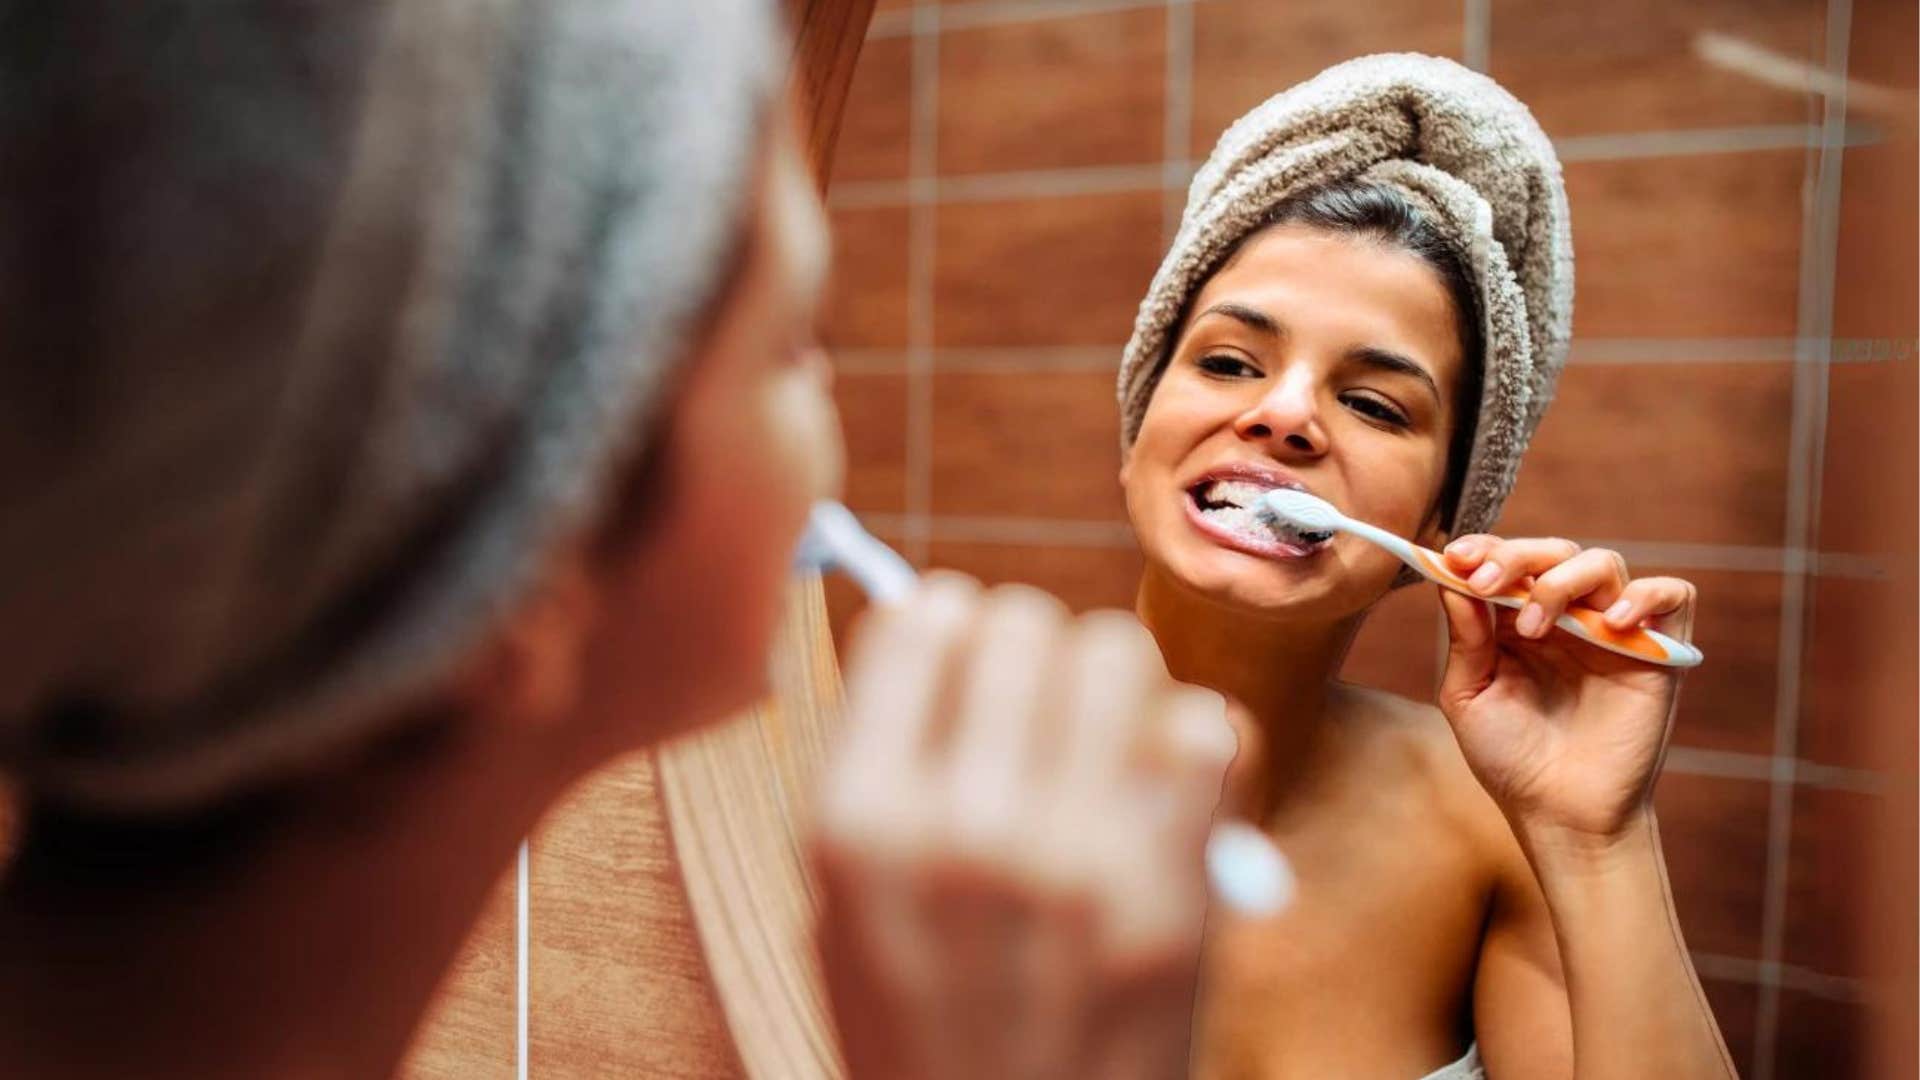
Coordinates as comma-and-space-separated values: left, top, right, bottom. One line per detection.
1259, 489, 1704, 668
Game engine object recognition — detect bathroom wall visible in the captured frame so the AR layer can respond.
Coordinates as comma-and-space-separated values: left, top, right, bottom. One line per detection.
822, 1, 1917, 1076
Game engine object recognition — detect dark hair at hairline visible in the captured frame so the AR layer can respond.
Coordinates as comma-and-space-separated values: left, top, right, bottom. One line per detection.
1168, 179, 1485, 529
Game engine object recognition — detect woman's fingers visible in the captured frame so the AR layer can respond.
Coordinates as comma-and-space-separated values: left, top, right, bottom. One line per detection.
1437, 586, 1499, 713
1453, 535, 1583, 597
821, 586, 1232, 1080
1605, 576, 1699, 641
1518, 547, 1632, 639
944, 584, 1070, 852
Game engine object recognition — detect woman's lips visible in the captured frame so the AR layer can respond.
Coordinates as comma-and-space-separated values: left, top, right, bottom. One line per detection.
1182, 488, 1324, 561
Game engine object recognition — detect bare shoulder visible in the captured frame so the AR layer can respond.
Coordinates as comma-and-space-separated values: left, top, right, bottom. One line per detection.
1330, 683, 1529, 872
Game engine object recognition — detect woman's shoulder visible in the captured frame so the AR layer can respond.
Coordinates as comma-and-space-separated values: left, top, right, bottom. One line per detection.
1329, 683, 1526, 868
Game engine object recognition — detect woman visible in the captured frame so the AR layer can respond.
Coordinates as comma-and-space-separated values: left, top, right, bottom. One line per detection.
1115, 56, 1735, 1077
0, 3, 1232, 1077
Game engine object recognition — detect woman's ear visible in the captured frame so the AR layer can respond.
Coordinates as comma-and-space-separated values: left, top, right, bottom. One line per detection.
451, 546, 600, 730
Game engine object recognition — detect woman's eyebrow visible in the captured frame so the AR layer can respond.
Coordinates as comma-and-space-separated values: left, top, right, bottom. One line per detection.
1349, 345, 1441, 403
1194, 301, 1284, 338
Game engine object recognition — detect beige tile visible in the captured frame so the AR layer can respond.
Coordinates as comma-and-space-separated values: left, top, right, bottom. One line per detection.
1489, 0, 1825, 137
938, 8, 1165, 175
930, 369, 1129, 520
830, 35, 913, 185
934, 191, 1163, 347
1653, 772, 1770, 959
928, 540, 1145, 613
397, 867, 518, 1080
1499, 361, 1795, 547
1191, 0, 1462, 158
833, 371, 910, 513
1566, 152, 1805, 338
823, 205, 911, 349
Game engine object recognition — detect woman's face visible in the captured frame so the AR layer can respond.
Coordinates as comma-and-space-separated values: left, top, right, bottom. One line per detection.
1121, 223, 1468, 623
572, 122, 844, 744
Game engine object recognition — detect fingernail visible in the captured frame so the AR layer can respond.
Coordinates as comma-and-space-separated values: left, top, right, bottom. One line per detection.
1444, 538, 1470, 556
1605, 599, 1633, 624
1468, 562, 1502, 591
1207, 822, 1295, 917
1517, 603, 1546, 637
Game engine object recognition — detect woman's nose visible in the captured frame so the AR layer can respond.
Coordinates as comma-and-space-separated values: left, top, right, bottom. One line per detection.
1232, 375, 1326, 456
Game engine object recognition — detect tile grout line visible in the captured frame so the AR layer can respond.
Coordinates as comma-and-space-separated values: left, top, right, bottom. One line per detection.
833, 338, 1917, 370
1752, 1, 1852, 1075
1462, 0, 1490, 73
826, 126, 1886, 209
871, 0, 1172, 37
516, 838, 528, 1080
904, 0, 940, 564
1162, 0, 1193, 245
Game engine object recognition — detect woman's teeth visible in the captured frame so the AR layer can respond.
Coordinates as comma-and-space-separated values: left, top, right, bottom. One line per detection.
1192, 480, 1331, 549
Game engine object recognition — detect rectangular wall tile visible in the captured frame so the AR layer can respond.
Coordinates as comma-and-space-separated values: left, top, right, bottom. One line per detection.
1489, 0, 1824, 137
1653, 567, 1782, 756
1191, 0, 1462, 158
1339, 582, 1441, 704
938, 8, 1164, 175
1819, 357, 1919, 559
397, 868, 518, 1080
930, 369, 1129, 520
1800, 574, 1919, 772
830, 35, 913, 185
824, 205, 911, 349
1700, 978, 1760, 1080
834, 371, 911, 513
1775, 989, 1870, 1080
933, 191, 1164, 347
1499, 361, 1794, 547
1653, 772, 1770, 959
1566, 152, 1804, 338
928, 540, 1145, 613
1786, 787, 1887, 978
1833, 139, 1920, 342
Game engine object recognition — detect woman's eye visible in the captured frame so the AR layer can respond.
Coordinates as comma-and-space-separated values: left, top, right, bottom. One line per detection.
1341, 392, 1410, 427
1197, 354, 1260, 379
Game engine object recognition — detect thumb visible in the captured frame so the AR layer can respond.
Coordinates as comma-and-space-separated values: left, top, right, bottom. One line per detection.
1437, 587, 1498, 712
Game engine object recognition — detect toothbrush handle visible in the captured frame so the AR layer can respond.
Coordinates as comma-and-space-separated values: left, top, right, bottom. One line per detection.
1404, 547, 1704, 669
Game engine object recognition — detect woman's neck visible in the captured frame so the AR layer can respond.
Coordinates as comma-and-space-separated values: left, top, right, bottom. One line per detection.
1135, 569, 1362, 817
0, 716, 570, 1079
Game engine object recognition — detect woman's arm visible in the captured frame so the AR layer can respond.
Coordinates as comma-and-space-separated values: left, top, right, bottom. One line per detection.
1515, 813, 1734, 1078
1436, 535, 1737, 1079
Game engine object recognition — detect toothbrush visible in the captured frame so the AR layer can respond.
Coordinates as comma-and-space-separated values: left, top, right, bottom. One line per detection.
795, 499, 1294, 915
1259, 489, 1705, 669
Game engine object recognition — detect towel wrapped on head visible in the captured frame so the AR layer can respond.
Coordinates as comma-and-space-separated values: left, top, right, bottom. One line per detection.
1119, 53, 1573, 540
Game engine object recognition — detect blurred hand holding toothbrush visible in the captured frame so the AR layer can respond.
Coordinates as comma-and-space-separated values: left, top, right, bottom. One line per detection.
799, 500, 1289, 1078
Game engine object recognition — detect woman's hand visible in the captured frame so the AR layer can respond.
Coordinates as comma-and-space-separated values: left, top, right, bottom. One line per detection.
1434, 535, 1699, 847
813, 572, 1237, 1080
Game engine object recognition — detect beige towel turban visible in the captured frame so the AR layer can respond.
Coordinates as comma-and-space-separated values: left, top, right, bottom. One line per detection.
1119, 53, 1573, 538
